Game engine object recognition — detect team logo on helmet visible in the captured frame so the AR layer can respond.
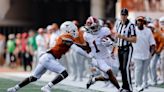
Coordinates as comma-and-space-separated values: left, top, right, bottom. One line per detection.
60, 21, 78, 38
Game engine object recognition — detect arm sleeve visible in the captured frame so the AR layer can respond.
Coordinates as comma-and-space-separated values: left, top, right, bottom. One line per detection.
71, 44, 92, 58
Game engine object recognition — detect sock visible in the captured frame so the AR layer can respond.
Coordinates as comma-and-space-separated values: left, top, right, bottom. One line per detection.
14, 85, 20, 90
119, 88, 123, 91
95, 76, 108, 81
46, 82, 54, 88
51, 74, 64, 85
107, 70, 120, 89
92, 77, 96, 82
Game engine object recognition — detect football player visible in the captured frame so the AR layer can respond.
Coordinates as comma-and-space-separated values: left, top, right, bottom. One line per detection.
77, 16, 122, 91
7, 21, 91, 92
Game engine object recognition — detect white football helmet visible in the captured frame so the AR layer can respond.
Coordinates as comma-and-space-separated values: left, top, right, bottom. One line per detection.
60, 21, 78, 38
159, 16, 164, 28
85, 16, 101, 34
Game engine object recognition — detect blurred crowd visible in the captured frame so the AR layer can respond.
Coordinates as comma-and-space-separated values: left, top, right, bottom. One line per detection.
0, 15, 163, 89
124, 0, 164, 11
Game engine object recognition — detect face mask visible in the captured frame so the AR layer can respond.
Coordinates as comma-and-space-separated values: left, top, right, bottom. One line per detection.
71, 31, 78, 38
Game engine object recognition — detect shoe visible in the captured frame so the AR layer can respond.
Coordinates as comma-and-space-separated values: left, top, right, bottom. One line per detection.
86, 77, 95, 89
118, 88, 123, 92
118, 88, 129, 92
142, 83, 149, 89
103, 82, 111, 87
72, 76, 77, 81
149, 81, 157, 86
41, 86, 51, 92
158, 80, 164, 85
7, 87, 17, 92
136, 86, 144, 92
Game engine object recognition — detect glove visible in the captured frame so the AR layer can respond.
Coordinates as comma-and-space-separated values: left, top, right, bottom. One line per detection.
101, 37, 114, 47
111, 52, 116, 60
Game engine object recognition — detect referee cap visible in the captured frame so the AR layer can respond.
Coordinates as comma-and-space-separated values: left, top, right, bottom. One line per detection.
121, 8, 128, 15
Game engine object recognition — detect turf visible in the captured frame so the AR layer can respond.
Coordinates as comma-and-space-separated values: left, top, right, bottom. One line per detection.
156, 83, 164, 88
0, 78, 70, 92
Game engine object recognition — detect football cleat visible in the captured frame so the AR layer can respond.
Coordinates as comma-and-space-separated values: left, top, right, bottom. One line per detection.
41, 86, 51, 92
7, 87, 17, 92
86, 77, 95, 89
121, 89, 130, 92
136, 86, 144, 92
118, 88, 130, 92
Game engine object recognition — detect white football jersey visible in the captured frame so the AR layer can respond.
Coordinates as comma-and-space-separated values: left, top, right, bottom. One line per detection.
83, 27, 111, 59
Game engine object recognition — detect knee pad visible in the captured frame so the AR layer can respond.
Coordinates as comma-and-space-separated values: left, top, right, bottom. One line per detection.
60, 70, 68, 79
29, 76, 37, 82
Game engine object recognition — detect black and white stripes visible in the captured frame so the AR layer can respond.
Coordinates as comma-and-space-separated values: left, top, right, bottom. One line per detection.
115, 19, 136, 47
116, 19, 136, 91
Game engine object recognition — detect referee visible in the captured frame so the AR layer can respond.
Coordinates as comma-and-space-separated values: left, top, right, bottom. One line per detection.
115, 8, 136, 92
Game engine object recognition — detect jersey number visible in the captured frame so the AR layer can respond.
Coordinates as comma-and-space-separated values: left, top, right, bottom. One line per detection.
93, 40, 100, 53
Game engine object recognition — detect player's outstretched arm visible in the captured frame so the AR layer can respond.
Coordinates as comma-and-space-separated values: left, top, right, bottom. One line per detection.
74, 42, 91, 53
71, 44, 92, 59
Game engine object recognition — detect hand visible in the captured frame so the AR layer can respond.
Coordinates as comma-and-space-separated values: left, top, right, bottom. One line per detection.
111, 52, 115, 60
116, 33, 125, 39
101, 37, 114, 47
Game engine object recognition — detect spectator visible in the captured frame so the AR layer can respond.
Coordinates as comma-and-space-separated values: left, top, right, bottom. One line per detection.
153, 19, 160, 32
35, 28, 48, 66
159, 17, 164, 84
15, 33, 22, 66
28, 30, 37, 53
21, 32, 32, 71
27, 30, 37, 70
145, 16, 153, 26
150, 18, 164, 85
7, 34, 16, 68
0, 33, 5, 66
133, 16, 156, 91
48, 23, 61, 48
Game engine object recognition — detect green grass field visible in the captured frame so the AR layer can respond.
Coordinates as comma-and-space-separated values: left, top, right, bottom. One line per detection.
0, 78, 70, 92
156, 83, 164, 88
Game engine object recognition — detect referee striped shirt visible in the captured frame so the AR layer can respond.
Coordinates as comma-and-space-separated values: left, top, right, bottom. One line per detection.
115, 19, 136, 47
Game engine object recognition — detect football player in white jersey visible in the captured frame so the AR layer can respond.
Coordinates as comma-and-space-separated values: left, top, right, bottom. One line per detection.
77, 16, 122, 91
